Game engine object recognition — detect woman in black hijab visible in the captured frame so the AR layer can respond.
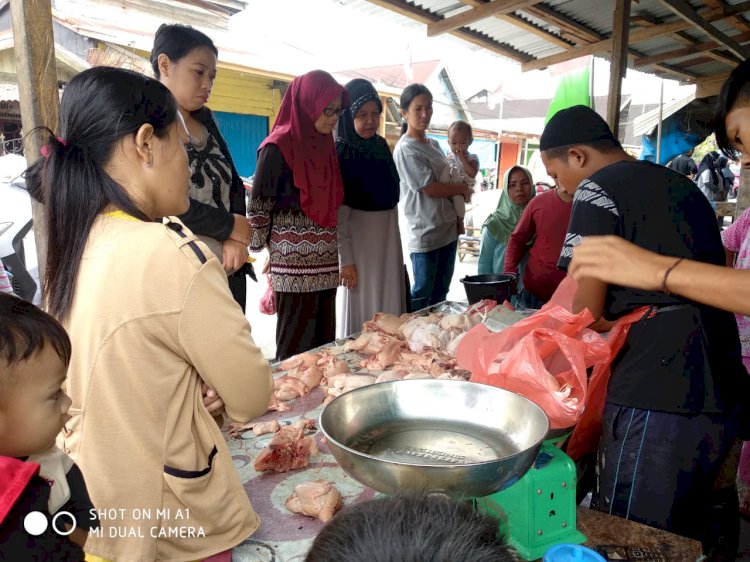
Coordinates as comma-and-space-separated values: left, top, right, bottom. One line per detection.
336, 79, 407, 336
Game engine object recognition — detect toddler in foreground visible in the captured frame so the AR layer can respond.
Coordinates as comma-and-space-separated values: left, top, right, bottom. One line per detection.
0, 293, 98, 560
304, 492, 517, 561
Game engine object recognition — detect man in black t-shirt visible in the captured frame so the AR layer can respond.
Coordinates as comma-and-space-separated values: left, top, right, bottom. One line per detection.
666, 148, 697, 179
540, 105, 746, 559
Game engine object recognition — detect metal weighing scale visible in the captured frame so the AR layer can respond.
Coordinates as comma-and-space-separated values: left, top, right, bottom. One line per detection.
320, 379, 587, 562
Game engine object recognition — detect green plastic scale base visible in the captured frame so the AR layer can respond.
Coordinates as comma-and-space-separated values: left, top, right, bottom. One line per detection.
484, 442, 586, 560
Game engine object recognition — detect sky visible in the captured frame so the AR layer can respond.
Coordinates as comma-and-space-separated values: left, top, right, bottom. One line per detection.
228, 0, 695, 105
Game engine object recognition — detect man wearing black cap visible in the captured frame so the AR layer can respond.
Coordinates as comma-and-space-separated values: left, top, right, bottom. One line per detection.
541, 105, 745, 558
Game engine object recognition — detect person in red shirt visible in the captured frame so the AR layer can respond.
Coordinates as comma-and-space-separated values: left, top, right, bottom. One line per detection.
503, 185, 573, 308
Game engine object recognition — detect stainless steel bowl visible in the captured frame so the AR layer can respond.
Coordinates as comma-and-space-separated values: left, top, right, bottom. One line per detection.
319, 379, 549, 497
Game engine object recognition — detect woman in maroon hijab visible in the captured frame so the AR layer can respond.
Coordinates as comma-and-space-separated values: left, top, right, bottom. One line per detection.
249, 70, 347, 360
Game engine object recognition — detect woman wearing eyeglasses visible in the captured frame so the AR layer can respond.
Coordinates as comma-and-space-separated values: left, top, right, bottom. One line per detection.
248, 70, 347, 360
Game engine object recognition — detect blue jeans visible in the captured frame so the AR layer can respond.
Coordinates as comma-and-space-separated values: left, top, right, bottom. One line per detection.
410, 240, 458, 311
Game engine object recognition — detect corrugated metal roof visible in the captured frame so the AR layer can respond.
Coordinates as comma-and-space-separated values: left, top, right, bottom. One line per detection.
359, 0, 750, 88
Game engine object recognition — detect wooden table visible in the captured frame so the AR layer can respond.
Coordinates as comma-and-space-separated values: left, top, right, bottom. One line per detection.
458, 225, 481, 261
576, 507, 703, 561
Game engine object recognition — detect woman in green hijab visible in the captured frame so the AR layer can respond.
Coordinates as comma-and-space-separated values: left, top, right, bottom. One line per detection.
478, 165, 535, 274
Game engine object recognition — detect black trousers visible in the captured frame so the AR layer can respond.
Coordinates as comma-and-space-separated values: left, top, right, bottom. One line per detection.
275, 289, 336, 361
227, 271, 247, 312
593, 402, 740, 560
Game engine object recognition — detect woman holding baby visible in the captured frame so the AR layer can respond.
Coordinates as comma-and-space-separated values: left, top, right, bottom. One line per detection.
392, 83, 472, 311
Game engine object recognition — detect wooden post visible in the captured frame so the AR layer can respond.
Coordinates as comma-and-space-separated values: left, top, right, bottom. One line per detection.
607, 0, 631, 137
737, 165, 750, 218
10, 0, 60, 283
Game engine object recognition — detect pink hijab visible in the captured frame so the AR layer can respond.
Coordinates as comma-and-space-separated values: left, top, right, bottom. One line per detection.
259, 70, 348, 228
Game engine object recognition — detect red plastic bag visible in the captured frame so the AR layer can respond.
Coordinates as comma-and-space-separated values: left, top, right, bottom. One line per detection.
259, 274, 276, 315
457, 277, 611, 430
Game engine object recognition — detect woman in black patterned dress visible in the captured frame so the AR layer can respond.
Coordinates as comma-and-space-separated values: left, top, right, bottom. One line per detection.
152, 23, 252, 310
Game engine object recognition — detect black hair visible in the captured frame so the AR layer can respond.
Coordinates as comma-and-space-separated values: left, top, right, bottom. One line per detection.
449, 120, 473, 140
24, 66, 179, 321
150, 23, 218, 79
542, 138, 623, 161
715, 59, 750, 160
0, 293, 71, 399
304, 492, 518, 562
400, 83, 433, 136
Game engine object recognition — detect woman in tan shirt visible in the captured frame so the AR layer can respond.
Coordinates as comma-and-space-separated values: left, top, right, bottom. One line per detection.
26, 67, 272, 561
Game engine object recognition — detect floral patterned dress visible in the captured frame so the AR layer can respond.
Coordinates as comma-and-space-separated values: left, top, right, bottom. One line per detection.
722, 207, 750, 371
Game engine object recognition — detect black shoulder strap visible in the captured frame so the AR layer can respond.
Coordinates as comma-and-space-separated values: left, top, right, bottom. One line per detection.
165, 221, 207, 264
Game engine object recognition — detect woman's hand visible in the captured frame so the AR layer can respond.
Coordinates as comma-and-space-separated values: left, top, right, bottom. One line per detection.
262, 254, 270, 274
340, 264, 358, 290
230, 214, 252, 246
569, 236, 667, 291
201, 381, 225, 415
222, 239, 249, 274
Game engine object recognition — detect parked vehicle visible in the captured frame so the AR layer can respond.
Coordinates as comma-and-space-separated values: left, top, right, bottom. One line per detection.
0, 154, 37, 301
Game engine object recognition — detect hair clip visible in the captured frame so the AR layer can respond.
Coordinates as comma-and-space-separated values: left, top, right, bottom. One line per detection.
41, 137, 68, 158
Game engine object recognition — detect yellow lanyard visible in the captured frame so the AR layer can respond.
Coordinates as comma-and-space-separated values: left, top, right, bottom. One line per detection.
102, 210, 141, 222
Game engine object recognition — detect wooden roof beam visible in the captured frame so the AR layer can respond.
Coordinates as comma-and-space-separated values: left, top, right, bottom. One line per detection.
458, 0, 573, 49
366, 0, 532, 63
522, 4, 603, 44
522, 1, 750, 72
704, 0, 750, 33
427, 0, 541, 37
656, 0, 750, 59
634, 33, 747, 68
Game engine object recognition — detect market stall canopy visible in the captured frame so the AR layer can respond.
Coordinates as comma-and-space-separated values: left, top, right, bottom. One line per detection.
362, 0, 748, 94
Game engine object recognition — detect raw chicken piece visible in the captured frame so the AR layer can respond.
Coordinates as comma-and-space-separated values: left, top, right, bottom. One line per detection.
339, 374, 376, 391
395, 351, 438, 372
253, 419, 281, 436
327, 373, 349, 389
403, 372, 433, 380
290, 418, 316, 431
439, 313, 480, 332
317, 353, 351, 383
254, 426, 318, 473
340, 374, 376, 394
374, 370, 406, 384
398, 314, 443, 341
447, 331, 467, 357
228, 421, 254, 438
267, 396, 292, 412
363, 312, 410, 336
279, 352, 322, 371
344, 331, 384, 353
273, 376, 310, 401
436, 372, 469, 381
287, 364, 323, 390
407, 323, 452, 353
285, 480, 343, 522
360, 339, 403, 370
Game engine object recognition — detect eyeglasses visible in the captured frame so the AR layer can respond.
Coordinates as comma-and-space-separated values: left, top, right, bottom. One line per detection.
323, 106, 343, 117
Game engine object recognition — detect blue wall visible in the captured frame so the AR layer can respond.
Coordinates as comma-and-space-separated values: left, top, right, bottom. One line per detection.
212, 112, 269, 178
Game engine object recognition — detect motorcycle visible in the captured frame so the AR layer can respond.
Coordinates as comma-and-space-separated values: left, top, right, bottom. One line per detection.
0, 154, 37, 301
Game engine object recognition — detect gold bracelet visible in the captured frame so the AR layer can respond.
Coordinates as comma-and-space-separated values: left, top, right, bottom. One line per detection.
661, 257, 685, 295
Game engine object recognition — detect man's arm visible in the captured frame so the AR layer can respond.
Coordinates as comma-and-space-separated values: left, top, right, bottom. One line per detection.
569, 235, 750, 316
572, 276, 614, 332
